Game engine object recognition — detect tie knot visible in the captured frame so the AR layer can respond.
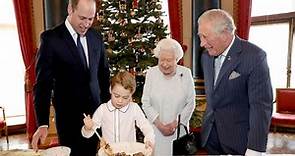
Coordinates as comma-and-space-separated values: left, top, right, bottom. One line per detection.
219, 54, 225, 58
215, 54, 226, 62
214, 54, 225, 85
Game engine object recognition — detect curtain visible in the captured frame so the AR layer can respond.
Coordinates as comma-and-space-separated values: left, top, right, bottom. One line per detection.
168, 0, 185, 65
234, 0, 252, 40
13, 0, 37, 142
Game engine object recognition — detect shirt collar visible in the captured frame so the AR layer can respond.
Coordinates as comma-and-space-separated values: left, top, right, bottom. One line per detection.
220, 35, 235, 57
106, 100, 129, 113
65, 17, 77, 39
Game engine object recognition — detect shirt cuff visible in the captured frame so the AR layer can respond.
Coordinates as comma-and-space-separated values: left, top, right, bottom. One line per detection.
39, 125, 49, 128
245, 148, 266, 156
81, 126, 95, 138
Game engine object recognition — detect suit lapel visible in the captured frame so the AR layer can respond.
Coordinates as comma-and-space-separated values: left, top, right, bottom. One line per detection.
202, 53, 215, 92
208, 57, 215, 90
60, 24, 89, 70
86, 31, 96, 71
60, 24, 79, 59
214, 36, 242, 89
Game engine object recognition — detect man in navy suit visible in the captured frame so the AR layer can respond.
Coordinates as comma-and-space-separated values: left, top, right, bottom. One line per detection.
198, 9, 273, 155
31, 0, 110, 155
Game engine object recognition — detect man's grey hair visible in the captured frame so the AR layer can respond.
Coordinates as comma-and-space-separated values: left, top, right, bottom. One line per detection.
198, 9, 236, 35
153, 38, 184, 62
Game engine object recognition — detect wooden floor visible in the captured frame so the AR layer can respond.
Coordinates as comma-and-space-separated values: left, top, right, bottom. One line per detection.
0, 132, 295, 154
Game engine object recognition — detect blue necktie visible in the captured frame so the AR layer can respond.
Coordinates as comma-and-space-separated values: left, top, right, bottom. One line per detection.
77, 35, 87, 68
214, 55, 225, 85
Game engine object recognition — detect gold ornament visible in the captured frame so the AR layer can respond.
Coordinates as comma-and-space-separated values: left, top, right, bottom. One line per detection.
130, 11, 136, 17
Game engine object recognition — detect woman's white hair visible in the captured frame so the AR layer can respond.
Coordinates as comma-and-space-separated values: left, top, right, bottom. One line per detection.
153, 38, 184, 62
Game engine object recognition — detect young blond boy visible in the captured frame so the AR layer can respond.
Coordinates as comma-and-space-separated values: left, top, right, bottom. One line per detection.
82, 71, 154, 149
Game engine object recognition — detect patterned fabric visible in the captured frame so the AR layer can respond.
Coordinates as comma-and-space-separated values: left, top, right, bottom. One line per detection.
214, 55, 225, 85
201, 36, 273, 154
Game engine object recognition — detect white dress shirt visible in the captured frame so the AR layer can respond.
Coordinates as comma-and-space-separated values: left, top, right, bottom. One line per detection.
81, 100, 155, 144
65, 18, 89, 67
214, 35, 234, 85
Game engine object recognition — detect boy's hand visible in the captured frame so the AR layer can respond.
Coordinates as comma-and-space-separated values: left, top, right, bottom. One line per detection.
83, 113, 94, 130
144, 141, 154, 149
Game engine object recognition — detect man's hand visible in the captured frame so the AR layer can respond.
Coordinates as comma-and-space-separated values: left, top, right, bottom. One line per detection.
31, 126, 48, 152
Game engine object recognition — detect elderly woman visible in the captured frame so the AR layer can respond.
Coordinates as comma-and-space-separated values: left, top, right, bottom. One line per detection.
141, 38, 196, 155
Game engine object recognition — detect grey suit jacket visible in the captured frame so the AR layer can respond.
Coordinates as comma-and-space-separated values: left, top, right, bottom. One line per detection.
201, 36, 273, 153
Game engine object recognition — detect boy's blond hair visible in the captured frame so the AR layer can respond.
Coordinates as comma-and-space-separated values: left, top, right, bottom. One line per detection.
110, 71, 136, 94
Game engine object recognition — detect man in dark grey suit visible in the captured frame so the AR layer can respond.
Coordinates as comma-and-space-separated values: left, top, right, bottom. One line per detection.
198, 9, 273, 155
31, 0, 110, 155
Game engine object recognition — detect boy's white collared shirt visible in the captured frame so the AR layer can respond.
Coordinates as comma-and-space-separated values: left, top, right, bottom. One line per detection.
106, 101, 129, 113
106, 101, 130, 142
81, 100, 155, 144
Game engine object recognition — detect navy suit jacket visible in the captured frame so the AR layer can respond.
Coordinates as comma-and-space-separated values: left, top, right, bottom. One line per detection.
33, 23, 110, 143
201, 36, 273, 153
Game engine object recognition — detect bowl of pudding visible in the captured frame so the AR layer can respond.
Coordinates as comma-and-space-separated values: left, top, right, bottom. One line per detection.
42, 146, 71, 156
97, 142, 152, 156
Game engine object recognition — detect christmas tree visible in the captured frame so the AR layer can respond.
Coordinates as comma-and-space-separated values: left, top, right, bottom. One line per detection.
94, 0, 168, 103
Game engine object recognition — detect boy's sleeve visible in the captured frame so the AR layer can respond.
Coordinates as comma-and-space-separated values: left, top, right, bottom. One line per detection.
81, 126, 95, 138
134, 104, 155, 144
81, 104, 104, 138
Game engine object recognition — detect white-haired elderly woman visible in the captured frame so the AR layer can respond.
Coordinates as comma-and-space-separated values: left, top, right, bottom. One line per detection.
141, 38, 196, 156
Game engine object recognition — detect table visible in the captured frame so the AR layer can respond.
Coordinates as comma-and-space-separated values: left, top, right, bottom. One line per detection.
0, 149, 42, 156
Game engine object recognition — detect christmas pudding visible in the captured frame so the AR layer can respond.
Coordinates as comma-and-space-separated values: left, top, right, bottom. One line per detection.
97, 142, 152, 156
42, 146, 71, 156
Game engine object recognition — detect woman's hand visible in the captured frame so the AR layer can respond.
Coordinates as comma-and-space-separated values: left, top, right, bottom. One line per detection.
83, 114, 94, 131
154, 118, 177, 136
166, 119, 178, 133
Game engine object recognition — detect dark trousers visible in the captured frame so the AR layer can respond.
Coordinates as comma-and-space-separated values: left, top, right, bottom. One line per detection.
205, 123, 244, 155
60, 134, 98, 156
57, 122, 99, 156
205, 123, 226, 155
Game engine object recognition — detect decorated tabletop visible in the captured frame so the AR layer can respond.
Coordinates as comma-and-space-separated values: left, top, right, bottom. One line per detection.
0, 149, 41, 156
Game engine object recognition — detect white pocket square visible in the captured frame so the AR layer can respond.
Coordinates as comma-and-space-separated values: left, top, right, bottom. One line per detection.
229, 71, 241, 80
